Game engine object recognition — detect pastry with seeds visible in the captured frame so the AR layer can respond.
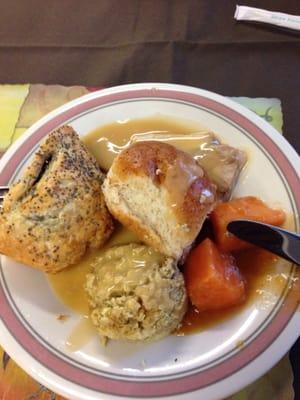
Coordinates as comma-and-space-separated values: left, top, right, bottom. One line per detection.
0, 125, 114, 273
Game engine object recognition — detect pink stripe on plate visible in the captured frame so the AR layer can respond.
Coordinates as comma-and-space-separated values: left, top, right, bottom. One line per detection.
0, 87, 299, 397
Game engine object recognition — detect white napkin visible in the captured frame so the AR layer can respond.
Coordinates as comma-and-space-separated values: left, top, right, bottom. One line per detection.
234, 5, 300, 31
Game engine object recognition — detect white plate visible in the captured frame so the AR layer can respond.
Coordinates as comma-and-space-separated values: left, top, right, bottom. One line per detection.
0, 83, 299, 400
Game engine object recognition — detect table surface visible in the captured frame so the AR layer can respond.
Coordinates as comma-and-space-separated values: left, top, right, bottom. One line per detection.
0, 0, 299, 398
0, 0, 299, 153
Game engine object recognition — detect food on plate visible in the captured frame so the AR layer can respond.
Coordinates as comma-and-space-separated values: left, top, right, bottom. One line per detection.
86, 117, 247, 199
211, 196, 286, 252
129, 131, 247, 199
184, 238, 246, 312
102, 141, 217, 261
85, 243, 187, 342
0, 125, 114, 273
0, 115, 288, 347
196, 143, 246, 199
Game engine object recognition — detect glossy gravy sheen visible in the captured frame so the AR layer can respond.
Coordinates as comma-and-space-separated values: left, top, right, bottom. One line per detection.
48, 224, 139, 317
178, 249, 286, 334
48, 116, 291, 341
82, 115, 216, 171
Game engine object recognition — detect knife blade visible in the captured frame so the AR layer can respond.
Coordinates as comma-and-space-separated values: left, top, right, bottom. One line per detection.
227, 219, 300, 265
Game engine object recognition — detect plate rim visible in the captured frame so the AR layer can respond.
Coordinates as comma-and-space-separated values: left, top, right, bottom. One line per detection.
0, 83, 299, 400
1, 82, 299, 168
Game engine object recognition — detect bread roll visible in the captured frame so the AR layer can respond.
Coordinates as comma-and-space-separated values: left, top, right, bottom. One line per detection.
103, 141, 216, 260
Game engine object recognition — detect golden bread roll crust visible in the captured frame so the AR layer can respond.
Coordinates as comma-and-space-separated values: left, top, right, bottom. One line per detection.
103, 141, 216, 260
0, 125, 114, 273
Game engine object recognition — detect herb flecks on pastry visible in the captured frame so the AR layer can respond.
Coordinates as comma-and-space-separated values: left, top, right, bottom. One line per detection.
0, 125, 114, 273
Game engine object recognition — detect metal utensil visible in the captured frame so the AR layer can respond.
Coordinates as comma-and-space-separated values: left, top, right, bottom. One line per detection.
227, 219, 300, 264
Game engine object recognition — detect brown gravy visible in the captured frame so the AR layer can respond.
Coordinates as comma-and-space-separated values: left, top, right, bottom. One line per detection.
48, 116, 292, 342
48, 224, 140, 317
82, 115, 215, 171
178, 249, 285, 334
65, 316, 95, 352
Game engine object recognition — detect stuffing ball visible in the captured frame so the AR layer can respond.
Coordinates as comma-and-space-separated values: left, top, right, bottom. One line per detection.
85, 243, 187, 342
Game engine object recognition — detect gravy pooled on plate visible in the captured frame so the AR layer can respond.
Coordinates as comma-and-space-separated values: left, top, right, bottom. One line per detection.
47, 116, 287, 341
84, 115, 246, 198
83, 115, 209, 171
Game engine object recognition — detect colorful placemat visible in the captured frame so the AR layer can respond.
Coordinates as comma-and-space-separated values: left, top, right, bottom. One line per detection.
0, 84, 294, 400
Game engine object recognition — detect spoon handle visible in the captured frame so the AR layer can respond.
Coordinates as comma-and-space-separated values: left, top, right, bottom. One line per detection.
227, 220, 300, 264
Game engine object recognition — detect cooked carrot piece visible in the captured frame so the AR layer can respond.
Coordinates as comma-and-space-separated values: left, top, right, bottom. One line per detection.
211, 196, 286, 252
184, 238, 246, 312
